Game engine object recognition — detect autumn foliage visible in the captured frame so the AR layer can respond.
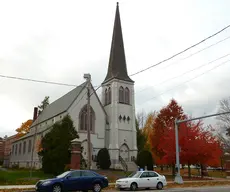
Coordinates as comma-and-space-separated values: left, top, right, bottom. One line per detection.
142, 112, 156, 151
149, 99, 222, 167
15, 119, 33, 138
158, 121, 222, 166
150, 99, 187, 163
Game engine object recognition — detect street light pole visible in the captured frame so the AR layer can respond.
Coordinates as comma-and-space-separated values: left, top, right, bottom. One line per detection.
174, 119, 183, 184
84, 73, 92, 170
174, 111, 230, 184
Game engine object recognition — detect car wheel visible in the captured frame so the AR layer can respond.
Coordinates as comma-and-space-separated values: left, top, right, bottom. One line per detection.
93, 183, 101, 192
52, 184, 62, 192
156, 182, 163, 190
130, 182, 138, 191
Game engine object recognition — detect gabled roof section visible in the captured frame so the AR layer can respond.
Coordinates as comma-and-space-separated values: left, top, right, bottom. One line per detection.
90, 83, 108, 123
102, 2, 134, 84
31, 82, 87, 127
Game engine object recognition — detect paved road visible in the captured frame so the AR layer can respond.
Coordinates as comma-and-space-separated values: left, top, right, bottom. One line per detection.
113, 186, 230, 192
2, 185, 230, 192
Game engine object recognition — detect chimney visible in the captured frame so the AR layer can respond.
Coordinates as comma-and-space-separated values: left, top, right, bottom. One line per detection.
33, 107, 38, 122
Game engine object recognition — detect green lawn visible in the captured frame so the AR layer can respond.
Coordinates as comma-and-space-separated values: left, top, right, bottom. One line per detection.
0, 169, 53, 185
0, 169, 130, 185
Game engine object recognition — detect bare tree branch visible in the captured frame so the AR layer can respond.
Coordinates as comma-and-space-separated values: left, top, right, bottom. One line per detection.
136, 110, 147, 129
217, 97, 230, 136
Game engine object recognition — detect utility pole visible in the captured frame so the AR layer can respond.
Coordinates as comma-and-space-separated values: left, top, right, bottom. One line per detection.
174, 118, 183, 184
174, 111, 230, 184
84, 73, 92, 170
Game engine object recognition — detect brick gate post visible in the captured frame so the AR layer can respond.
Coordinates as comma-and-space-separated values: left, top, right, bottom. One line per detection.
70, 138, 82, 170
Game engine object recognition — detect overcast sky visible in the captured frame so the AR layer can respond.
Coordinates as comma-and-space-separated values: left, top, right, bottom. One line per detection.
0, 0, 230, 137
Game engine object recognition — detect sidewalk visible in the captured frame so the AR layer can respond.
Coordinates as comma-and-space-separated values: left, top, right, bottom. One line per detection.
0, 179, 230, 189
0, 185, 35, 189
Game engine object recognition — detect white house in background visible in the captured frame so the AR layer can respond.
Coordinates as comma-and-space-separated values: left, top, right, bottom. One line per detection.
10, 3, 137, 171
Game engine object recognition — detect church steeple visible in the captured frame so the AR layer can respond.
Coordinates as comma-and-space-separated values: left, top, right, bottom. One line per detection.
102, 2, 134, 84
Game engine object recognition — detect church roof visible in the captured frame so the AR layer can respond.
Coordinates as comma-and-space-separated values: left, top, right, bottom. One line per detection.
31, 82, 87, 127
102, 2, 134, 84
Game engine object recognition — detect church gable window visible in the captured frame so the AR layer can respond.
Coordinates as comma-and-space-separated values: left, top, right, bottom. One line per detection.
79, 105, 95, 132
119, 86, 124, 103
124, 87, 130, 104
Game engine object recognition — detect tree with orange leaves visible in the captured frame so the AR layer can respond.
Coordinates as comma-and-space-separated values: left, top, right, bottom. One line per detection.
150, 99, 187, 166
15, 119, 33, 138
158, 120, 222, 177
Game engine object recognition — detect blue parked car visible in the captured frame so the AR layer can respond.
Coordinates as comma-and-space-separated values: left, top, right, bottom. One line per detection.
35, 170, 109, 192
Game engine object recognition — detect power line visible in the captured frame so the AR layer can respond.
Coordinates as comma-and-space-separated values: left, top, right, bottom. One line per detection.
0, 74, 78, 87
160, 35, 230, 70
136, 53, 230, 94
139, 59, 230, 105
129, 24, 230, 76
0, 74, 100, 88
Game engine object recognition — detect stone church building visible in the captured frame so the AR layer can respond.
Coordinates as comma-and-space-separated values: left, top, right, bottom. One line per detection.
10, 3, 137, 171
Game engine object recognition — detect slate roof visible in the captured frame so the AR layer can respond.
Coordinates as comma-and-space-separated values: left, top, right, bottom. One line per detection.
31, 81, 87, 127
102, 2, 134, 84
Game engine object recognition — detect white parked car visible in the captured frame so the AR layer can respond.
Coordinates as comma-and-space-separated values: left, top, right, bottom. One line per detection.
115, 170, 167, 190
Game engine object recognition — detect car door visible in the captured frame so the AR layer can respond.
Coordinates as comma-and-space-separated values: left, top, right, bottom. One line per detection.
64, 170, 82, 191
80, 170, 96, 189
138, 172, 152, 188
148, 171, 159, 188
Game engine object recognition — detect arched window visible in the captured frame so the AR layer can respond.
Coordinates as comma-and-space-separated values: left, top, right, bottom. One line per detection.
119, 86, 124, 103
124, 87, 130, 104
79, 105, 95, 132
108, 87, 111, 104
105, 89, 108, 105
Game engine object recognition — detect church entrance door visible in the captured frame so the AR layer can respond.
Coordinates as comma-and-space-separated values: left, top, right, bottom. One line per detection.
119, 144, 129, 162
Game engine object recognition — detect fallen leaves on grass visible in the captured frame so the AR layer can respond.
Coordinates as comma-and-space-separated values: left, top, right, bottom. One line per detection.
104, 180, 230, 191
166, 181, 230, 188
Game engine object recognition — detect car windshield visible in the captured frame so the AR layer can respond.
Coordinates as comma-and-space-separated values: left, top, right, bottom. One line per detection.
128, 171, 142, 178
56, 171, 72, 178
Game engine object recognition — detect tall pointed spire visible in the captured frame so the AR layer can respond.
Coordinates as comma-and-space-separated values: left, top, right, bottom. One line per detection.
102, 2, 134, 84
